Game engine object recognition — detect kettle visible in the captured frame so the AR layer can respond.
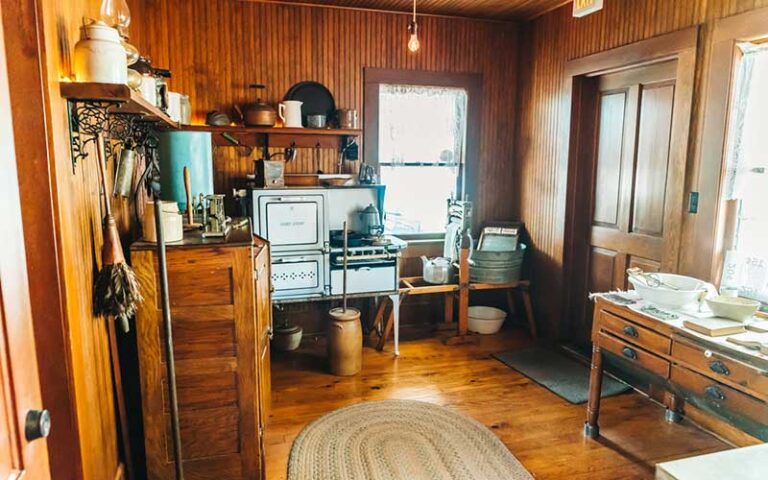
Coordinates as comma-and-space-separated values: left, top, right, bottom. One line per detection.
243, 84, 277, 127
359, 203, 383, 237
422, 256, 452, 284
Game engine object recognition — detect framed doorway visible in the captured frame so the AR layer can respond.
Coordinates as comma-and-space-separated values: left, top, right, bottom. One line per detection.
560, 28, 699, 343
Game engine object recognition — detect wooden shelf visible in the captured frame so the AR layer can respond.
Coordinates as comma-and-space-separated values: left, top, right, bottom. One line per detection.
60, 82, 179, 128
182, 124, 362, 136
183, 124, 361, 149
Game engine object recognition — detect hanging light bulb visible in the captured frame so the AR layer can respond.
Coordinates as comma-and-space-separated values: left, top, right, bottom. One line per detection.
407, 0, 420, 53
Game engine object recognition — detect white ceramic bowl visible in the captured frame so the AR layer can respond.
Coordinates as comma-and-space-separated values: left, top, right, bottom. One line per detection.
706, 295, 760, 322
628, 273, 711, 310
468, 306, 507, 334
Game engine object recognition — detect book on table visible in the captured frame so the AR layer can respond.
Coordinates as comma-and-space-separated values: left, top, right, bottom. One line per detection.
683, 317, 746, 337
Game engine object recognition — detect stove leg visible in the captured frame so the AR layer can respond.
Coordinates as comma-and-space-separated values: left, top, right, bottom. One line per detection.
389, 293, 400, 357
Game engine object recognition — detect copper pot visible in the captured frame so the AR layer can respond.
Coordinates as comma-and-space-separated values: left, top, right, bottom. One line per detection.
243, 83, 276, 127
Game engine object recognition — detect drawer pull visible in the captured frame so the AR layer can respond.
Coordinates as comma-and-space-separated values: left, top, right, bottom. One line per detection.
704, 385, 726, 402
709, 361, 730, 376
622, 347, 637, 360
622, 325, 639, 337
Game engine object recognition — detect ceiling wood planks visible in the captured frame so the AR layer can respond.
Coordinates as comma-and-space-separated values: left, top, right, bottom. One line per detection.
252, 0, 570, 20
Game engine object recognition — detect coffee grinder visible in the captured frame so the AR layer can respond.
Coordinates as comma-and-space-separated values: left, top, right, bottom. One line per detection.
202, 194, 231, 238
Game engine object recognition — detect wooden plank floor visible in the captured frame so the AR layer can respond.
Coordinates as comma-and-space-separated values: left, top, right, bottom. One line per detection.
264, 329, 729, 479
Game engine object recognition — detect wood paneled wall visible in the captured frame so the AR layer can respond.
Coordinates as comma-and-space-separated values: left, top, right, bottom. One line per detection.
514, 0, 768, 338
21, 0, 121, 478
127, 0, 520, 226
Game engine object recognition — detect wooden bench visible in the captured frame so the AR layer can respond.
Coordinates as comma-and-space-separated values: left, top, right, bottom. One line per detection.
371, 246, 537, 351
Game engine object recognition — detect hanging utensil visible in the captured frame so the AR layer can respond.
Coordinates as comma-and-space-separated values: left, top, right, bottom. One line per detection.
113, 142, 137, 197
93, 133, 142, 333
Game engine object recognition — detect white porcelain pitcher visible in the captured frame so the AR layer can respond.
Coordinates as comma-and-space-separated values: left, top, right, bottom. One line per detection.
279, 100, 303, 128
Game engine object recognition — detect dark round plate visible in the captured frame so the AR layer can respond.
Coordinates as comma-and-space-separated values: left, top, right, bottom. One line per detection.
284, 81, 336, 127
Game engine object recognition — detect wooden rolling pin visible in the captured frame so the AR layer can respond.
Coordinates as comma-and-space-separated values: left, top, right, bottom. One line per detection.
183, 166, 202, 230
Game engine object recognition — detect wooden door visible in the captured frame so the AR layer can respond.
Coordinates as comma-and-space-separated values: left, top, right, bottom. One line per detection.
588, 61, 681, 295
0, 7, 51, 478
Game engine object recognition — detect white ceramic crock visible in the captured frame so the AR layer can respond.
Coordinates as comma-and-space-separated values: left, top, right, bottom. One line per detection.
142, 201, 183, 243
73, 21, 128, 84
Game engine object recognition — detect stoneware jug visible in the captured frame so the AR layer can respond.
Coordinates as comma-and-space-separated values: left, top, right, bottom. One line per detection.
73, 21, 127, 84
327, 307, 362, 376
278, 100, 303, 128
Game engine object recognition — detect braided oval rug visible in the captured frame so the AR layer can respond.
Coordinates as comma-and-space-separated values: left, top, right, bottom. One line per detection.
287, 399, 533, 480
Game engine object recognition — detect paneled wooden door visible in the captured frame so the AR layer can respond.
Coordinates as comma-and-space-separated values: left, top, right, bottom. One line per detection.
563, 29, 697, 344
0, 5, 51, 478
588, 60, 681, 294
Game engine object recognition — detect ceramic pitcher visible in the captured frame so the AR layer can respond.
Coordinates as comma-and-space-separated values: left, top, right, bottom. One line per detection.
278, 100, 303, 128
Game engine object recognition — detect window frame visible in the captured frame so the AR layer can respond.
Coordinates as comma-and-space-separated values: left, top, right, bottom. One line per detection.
695, 7, 768, 287
364, 68, 482, 240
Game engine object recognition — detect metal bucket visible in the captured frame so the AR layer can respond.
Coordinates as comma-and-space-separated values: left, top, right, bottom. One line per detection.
469, 244, 526, 284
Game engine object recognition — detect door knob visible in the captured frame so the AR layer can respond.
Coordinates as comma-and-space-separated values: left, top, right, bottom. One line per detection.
25, 409, 51, 441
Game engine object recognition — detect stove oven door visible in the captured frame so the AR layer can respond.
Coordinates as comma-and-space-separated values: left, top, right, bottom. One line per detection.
330, 264, 397, 295
253, 190, 328, 253
271, 253, 329, 299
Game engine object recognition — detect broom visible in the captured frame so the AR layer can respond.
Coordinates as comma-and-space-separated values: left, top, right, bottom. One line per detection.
93, 132, 142, 333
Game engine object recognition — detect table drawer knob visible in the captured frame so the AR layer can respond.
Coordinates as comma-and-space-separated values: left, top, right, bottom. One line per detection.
704, 385, 726, 402
709, 360, 730, 376
622, 347, 637, 360
622, 325, 639, 337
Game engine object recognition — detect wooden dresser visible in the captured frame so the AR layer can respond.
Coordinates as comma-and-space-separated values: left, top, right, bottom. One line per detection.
586, 296, 768, 443
131, 225, 272, 479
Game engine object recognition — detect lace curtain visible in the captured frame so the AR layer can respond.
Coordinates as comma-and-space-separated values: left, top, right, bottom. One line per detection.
378, 84, 467, 167
720, 43, 768, 303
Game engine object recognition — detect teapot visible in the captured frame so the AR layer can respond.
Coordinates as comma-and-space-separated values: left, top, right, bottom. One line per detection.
422, 256, 452, 284
243, 84, 277, 127
359, 203, 384, 237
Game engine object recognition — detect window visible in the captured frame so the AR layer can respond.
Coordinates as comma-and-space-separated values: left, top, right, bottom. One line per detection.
720, 43, 768, 302
377, 84, 467, 235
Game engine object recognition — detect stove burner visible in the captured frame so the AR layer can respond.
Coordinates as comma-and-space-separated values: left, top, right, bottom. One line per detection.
330, 230, 365, 248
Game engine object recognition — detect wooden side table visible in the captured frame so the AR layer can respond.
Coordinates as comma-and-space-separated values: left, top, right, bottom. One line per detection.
585, 296, 768, 442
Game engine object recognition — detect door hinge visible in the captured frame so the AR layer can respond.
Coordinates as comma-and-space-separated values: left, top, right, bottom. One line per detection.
688, 191, 699, 214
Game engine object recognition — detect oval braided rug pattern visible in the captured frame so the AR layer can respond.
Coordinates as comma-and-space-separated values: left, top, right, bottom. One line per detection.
287, 399, 534, 480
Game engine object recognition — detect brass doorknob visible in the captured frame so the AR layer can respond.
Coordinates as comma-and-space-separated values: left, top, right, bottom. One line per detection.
25, 409, 51, 441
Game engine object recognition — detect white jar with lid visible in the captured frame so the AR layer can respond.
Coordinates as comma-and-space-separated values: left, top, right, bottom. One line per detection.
73, 21, 127, 84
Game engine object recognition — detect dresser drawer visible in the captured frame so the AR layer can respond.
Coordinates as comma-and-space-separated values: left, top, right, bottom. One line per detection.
599, 310, 671, 355
671, 365, 768, 429
599, 332, 670, 378
672, 338, 768, 400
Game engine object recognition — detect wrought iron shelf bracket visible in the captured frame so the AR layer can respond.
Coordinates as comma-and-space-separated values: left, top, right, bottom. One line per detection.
61, 82, 178, 172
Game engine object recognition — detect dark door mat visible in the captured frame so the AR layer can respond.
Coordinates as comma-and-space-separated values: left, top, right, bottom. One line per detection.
493, 347, 631, 404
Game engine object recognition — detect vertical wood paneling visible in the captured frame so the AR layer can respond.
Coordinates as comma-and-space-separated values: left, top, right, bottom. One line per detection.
32, 0, 123, 478
129, 0, 519, 226
515, 0, 768, 337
